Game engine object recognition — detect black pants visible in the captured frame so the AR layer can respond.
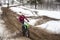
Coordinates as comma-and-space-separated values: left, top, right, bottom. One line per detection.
22, 25, 26, 36
21, 21, 26, 36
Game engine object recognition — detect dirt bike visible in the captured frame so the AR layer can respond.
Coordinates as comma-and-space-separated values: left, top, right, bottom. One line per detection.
22, 22, 30, 37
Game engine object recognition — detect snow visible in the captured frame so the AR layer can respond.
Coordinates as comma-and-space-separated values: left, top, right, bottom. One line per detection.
1, 0, 20, 4
38, 10, 60, 19
1, 0, 20, 7
0, 7, 6, 36
0, 7, 17, 37
9, 5, 60, 34
0, 7, 2, 13
10, 7, 34, 16
2, 4, 20, 7
35, 21, 60, 34
10, 6, 60, 19
1, 0, 60, 19
25, 18, 39, 26
1, 0, 60, 35
19, 6, 60, 19
0, 23, 6, 35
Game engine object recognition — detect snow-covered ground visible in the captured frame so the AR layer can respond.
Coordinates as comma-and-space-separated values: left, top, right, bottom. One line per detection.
35, 20, 60, 34
9, 6, 60, 34
0, 7, 6, 37
0, 7, 17, 38
1, 0, 20, 5
1, 0, 60, 34
1, 0, 20, 8
10, 6, 60, 19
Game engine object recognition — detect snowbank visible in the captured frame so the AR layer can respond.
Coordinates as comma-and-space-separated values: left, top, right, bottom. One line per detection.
19, 6, 60, 19
0, 24, 6, 35
35, 21, 60, 34
10, 7, 35, 16
38, 10, 60, 19
10, 6, 60, 19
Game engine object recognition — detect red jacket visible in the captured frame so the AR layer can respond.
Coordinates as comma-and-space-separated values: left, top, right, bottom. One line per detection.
19, 15, 29, 22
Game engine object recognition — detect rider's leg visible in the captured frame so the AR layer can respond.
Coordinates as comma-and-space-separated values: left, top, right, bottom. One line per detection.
22, 25, 26, 36
25, 25, 30, 37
